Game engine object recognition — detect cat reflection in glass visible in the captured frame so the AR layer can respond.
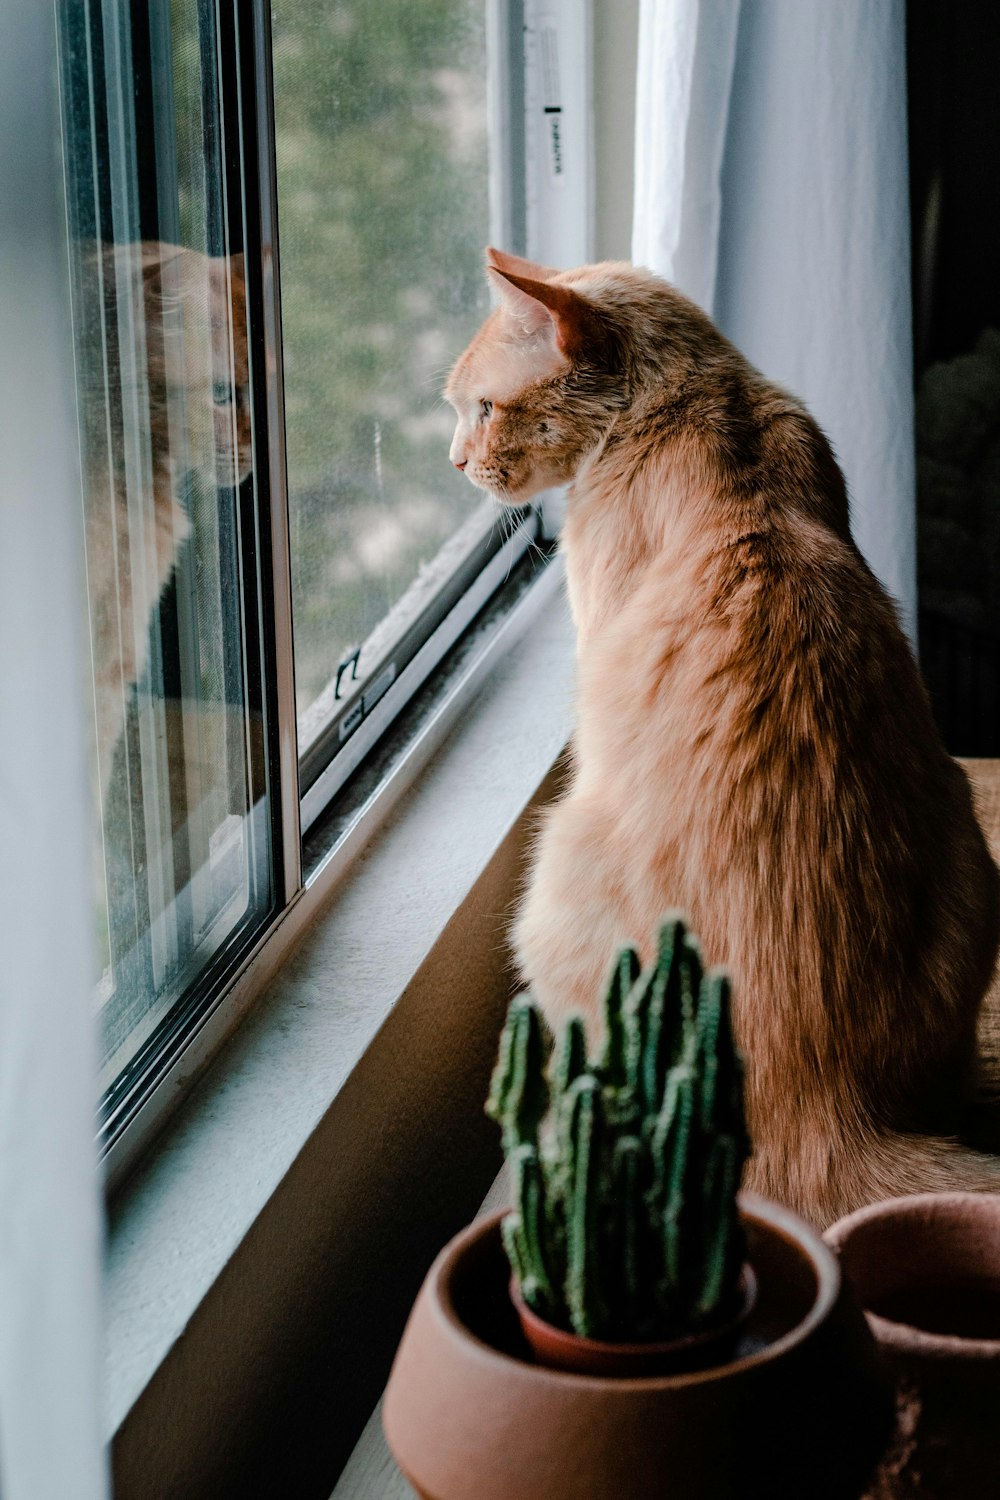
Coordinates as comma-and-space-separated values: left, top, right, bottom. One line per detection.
77, 241, 251, 797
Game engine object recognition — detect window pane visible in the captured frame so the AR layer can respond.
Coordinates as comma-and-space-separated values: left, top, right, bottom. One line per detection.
271, 0, 493, 731
58, 0, 274, 1104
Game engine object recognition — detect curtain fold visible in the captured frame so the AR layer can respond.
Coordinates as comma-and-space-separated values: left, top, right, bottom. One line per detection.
0, 6, 108, 1498
633, 0, 741, 316
633, 0, 917, 639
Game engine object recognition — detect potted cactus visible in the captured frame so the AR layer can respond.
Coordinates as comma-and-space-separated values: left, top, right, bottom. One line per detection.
486, 917, 754, 1373
384, 918, 893, 1500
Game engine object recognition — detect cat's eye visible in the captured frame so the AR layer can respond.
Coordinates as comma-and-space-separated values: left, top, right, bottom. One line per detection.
213, 380, 233, 406
479, 399, 493, 421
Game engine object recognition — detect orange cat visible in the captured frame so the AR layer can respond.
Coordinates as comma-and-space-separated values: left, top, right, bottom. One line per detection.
447, 247, 1000, 1227
76, 242, 251, 796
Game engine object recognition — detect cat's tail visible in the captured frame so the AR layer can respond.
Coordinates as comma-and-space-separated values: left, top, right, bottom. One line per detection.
747, 1127, 1000, 1229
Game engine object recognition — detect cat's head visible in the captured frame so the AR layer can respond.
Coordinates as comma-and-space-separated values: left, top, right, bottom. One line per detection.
103, 242, 253, 491
147, 245, 253, 491
204, 252, 252, 491
445, 248, 628, 503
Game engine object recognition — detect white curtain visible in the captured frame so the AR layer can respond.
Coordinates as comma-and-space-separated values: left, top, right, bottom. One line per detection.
0, 7, 108, 1499
633, 0, 917, 639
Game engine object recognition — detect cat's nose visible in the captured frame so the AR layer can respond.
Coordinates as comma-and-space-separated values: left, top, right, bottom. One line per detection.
449, 429, 469, 469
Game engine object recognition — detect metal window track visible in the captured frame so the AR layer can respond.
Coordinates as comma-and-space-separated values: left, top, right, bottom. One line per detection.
300, 509, 539, 835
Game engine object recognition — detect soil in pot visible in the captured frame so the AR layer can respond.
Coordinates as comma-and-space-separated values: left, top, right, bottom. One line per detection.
509, 1264, 758, 1376
866, 1280, 1000, 1340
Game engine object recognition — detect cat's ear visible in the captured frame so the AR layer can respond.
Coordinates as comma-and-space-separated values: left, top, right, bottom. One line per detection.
486, 246, 559, 282
486, 264, 554, 337
487, 264, 601, 359
136, 242, 188, 303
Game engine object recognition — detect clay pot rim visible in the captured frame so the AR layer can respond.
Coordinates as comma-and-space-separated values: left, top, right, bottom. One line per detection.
825, 1190, 1000, 1360
430, 1191, 841, 1390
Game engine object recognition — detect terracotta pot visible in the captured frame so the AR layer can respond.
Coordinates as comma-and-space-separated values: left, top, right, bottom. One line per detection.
510, 1264, 757, 1377
383, 1194, 892, 1500
825, 1191, 1000, 1497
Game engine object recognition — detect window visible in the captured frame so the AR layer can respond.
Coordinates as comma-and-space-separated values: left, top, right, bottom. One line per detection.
55, 0, 590, 1181
272, 1, 501, 819
59, 0, 279, 1156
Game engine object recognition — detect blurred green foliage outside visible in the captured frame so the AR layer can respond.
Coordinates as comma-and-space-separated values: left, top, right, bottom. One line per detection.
271, 0, 492, 712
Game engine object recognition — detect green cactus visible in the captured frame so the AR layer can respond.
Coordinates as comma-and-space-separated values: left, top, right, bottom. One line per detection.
563, 1076, 606, 1337
599, 945, 639, 1089
485, 998, 550, 1155
486, 916, 751, 1343
505, 1143, 555, 1313
553, 1013, 588, 1099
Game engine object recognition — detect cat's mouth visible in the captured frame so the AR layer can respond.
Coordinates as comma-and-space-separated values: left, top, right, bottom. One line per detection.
462, 463, 536, 508
480, 481, 527, 508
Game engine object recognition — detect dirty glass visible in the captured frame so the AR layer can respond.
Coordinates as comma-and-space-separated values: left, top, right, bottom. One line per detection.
57, 0, 273, 1107
271, 0, 494, 734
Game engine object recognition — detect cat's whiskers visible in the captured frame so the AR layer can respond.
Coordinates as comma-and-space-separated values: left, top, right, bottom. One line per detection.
488, 494, 510, 551
523, 529, 551, 568
483, 493, 515, 584
421, 360, 459, 390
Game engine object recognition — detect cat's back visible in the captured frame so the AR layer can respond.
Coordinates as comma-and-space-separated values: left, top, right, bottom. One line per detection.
577, 426, 987, 897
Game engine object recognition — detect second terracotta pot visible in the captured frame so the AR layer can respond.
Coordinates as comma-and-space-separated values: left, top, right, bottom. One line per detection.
825, 1191, 1000, 1497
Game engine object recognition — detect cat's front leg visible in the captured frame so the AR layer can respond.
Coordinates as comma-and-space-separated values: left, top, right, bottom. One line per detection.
513, 793, 634, 1040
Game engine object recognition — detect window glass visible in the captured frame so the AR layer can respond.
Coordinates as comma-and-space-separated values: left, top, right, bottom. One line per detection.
50, 0, 543, 1162
270, 0, 495, 741
58, 0, 274, 1112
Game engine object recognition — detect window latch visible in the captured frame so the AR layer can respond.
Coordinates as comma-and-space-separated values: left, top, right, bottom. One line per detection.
334, 648, 361, 700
